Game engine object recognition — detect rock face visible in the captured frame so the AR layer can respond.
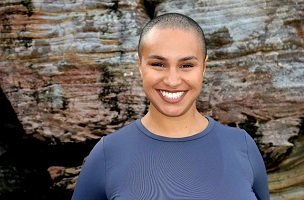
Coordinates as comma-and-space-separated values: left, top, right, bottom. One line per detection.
0, 0, 303, 199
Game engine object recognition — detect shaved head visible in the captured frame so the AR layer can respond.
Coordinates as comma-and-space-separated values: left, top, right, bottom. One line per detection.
138, 13, 207, 59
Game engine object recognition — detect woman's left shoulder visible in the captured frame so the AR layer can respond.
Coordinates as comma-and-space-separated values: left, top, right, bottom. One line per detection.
212, 119, 247, 137
211, 118, 254, 147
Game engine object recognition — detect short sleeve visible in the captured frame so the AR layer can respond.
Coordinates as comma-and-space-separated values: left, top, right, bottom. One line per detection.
71, 137, 108, 200
244, 131, 270, 200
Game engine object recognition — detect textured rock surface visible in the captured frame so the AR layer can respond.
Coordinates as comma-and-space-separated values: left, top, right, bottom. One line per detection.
0, 0, 303, 199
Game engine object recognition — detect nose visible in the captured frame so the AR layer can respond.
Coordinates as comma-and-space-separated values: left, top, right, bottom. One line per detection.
163, 68, 182, 88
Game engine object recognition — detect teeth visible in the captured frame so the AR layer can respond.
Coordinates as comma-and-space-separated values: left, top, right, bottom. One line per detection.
160, 90, 184, 99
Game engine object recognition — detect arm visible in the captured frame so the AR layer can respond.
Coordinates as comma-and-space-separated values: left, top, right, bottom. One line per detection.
245, 132, 270, 200
71, 137, 108, 200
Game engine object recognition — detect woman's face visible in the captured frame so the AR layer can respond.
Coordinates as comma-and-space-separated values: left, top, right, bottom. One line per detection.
139, 27, 207, 118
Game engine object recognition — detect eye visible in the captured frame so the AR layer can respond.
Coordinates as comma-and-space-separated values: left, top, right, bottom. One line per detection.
181, 64, 194, 69
151, 63, 165, 68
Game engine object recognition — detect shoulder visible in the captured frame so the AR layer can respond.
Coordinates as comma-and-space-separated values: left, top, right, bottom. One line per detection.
211, 117, 247, 140
99, 120, 142, 155
104, 120, 139, 143
208, 117, 253, 150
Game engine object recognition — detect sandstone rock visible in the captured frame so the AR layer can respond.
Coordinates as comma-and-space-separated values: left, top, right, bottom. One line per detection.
0, 0, 303, 199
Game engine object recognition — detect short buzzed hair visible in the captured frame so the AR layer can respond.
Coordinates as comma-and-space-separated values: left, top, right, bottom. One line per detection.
138, 13, 207, 59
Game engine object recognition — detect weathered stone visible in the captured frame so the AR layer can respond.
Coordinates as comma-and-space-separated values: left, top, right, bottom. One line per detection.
0, 0, 303, 199
0, 0, 147, 143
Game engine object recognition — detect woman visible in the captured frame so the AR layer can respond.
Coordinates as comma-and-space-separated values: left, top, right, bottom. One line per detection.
72, 13, 270, 200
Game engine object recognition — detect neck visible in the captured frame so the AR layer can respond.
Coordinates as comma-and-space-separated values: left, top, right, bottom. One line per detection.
141, 105, 208, 138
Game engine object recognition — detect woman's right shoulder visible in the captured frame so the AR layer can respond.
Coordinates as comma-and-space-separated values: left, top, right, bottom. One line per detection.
99, 120, 139, 149
105, 120, 137, 138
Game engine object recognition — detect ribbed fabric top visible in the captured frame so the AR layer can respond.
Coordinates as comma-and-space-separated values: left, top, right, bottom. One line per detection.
72, 116, 270, 200
135, 116, 214, 142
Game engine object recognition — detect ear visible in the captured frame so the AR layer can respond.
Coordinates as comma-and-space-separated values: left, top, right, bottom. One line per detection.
204, 55, 208, 63
202, 55, 208, 74
137, 56, 143, 79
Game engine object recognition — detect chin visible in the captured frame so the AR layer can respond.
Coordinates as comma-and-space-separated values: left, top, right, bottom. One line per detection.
151, 101, 196, 118
159, 109, 187, 118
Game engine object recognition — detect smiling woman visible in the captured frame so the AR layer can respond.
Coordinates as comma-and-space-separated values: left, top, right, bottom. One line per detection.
138, 27, 206, 128
71, 13, 270, 200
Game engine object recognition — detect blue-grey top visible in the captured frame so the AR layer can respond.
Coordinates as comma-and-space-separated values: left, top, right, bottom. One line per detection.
72, 116, 269, 200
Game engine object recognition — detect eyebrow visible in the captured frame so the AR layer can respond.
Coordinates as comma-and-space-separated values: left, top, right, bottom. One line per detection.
148, 55, 198, 61
180, 56, 198, 61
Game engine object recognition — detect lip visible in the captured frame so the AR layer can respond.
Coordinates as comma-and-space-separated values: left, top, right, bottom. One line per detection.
157, 89, 187, 104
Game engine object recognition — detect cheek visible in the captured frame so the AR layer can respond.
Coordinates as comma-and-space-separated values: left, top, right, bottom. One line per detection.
142, 71, 163, 85
185, 75, 204, 87
141, 75, 156, 91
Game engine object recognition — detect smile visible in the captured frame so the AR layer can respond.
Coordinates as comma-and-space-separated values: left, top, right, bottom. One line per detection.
159, 90, 185, 100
